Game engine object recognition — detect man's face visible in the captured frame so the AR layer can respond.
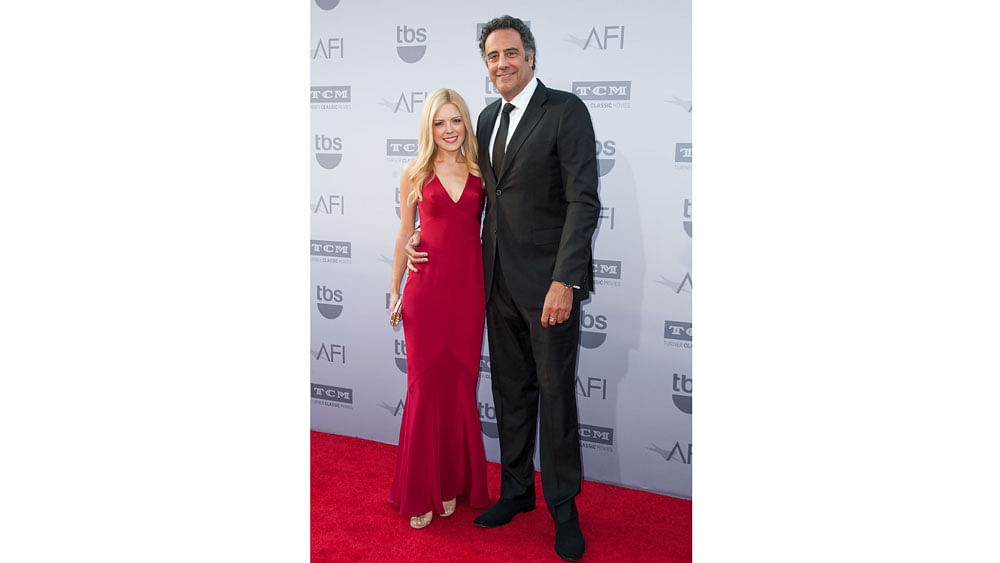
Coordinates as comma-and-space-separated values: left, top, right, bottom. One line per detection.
484, 28, 534, 101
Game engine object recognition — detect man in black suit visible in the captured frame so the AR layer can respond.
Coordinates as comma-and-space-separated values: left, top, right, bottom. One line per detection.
406, 15, 599, 561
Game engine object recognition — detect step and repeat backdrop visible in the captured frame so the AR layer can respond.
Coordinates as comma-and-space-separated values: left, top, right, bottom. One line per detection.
310, 0, 692, 498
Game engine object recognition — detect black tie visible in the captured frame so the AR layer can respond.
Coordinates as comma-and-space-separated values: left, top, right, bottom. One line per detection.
492, 103, 515, 176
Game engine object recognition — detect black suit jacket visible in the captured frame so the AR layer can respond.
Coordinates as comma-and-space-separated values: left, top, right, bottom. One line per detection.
479, 80, 601, 309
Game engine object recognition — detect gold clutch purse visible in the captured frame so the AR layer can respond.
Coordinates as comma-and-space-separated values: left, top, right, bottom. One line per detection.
389, 294, 403, 326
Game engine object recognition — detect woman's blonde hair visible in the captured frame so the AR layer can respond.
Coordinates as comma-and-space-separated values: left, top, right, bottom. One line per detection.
407, 88, 481, 204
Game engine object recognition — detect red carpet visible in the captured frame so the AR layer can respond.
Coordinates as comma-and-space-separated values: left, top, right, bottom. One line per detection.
312, 431, 691, 562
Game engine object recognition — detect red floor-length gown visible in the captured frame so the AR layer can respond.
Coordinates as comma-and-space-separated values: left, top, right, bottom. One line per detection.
388, 172, 490, 517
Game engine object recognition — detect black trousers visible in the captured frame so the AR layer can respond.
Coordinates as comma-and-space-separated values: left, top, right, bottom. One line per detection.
486, 257, 582, 524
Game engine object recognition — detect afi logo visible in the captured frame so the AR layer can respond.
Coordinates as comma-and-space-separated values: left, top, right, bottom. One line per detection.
314, 0, 340, 10
315, 344, 346, 363
316, 285, 343, 319
595, 139, 616, 176
313, 194, 344, 215
675, 143, 692, 162
386, 139, 418, 157
315, 134, 343, 169
396, 26, 427, 63
379, 91, 426, 113
648, 442, 691, 465
313, 38, 344, 59
478, 402, 498, 438
394, 339, 407, 374
576, 376, 607, 400
311, 383, 352, 404
311, 86, 351, 103
564, 26, 625, 50
378, 399, 405, 417
593, 259, 622, 280
683, 199, 692, 237
672, 373, 692, 414
580, 310, 608, 349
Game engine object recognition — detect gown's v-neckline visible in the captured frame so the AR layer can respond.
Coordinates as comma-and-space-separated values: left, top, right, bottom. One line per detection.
437, 173, 470, 205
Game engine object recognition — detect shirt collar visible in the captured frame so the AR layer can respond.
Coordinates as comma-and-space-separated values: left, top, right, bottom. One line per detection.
505, 77, 538, 111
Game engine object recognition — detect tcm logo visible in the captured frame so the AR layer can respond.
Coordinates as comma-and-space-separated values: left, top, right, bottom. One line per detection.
598, 207, 616, 230
675, 142, 692, 163
576, 376, 607, 400
579, 424, 614, 446
377, 398, 405, 417
379, 91, 426, 113
387, 139, 418, 157
315, 134, 342, 169
683, 199, 692, 237
394, 339, 407, 374
311, 86, 351, 103
572, 81, 631, 100
396, 25, 427, 63
595, 139, 616, 176
672, 373, 692, 414
579, 310, 608, 349
310, 240, 351, 258
314, 344, 346, 364
479, 355, 491, 374
648, 442, 691, 465
314, 0, 340, 10
311, 383, 352, 404
664, 321, 692, 342
478, 401, 498, 439
316, 285, 343, 319
312, 38, 344, 59
593, 259, 622, 279
313, 194, 344, 215
564, 26, 625, 50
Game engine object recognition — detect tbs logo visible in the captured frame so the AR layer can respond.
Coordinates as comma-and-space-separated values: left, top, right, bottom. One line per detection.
579, 310, 608, 349
379, 91, 427, 113
315, 134, 342, 169
593, 259, 622, 279
484, 77, 500, 105
311, 86, 351, 103
675, 142, 692, 163
572, 81, 631, 100
314, 344, 346, 364
564, 26, 625, 50
479, 355, 491, 374
478, 401, 498, 438
315, 285, 343, 319
312, 38, 344, 59
311, 383, 352, 404
396, 25, 427, 63
683, 199, 692, 237
314, 0, 340, 10
386, 139, 418, 157
595, 139, 616, 176
313, 194, 344, 215
579, 423, 614, 445
672, 373, 692, 414
394, 339, 407, 374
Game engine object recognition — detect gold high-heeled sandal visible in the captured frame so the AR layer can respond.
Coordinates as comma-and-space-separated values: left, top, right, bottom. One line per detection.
410, 510, 433, 529
440, 498, 456, 517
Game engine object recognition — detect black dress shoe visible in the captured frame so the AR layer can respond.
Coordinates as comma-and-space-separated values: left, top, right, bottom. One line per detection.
554, 517, 585, 561
473, 498, 535, 527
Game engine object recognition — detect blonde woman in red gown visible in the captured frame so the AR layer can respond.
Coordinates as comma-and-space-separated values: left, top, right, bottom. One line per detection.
388, 88, 490, 529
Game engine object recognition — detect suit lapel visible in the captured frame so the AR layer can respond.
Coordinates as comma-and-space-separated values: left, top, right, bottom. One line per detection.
479, 100, 501, 186
497, 82, 548, 182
